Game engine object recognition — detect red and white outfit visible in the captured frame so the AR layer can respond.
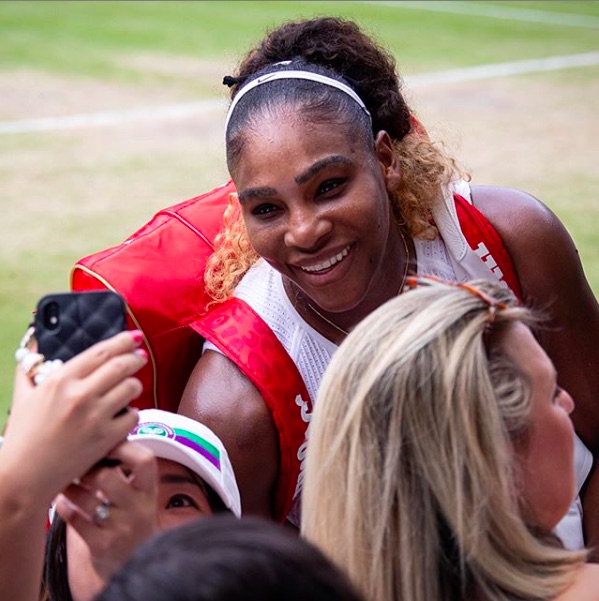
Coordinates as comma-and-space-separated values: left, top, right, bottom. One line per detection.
203, 182, 591, 546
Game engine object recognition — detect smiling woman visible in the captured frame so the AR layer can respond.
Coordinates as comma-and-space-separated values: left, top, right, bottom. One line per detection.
177, 16, 599, 551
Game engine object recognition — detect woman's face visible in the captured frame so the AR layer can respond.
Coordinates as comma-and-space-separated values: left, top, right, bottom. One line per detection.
501, 323, 576, 531
232, 110, 405, 320
66, 458, 214, 601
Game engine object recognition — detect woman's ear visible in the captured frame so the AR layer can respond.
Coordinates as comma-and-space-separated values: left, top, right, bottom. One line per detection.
374, 131, 401, 193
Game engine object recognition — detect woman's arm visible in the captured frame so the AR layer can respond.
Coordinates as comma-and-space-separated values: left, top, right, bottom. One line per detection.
0, 331, 145, 601
472, 185, 599, 550
178, 350, 279, 518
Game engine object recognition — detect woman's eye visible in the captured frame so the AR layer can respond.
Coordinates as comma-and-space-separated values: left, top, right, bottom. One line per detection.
251, 203, 279, 217
166, 494, 199, 509
317, 178, 347, 196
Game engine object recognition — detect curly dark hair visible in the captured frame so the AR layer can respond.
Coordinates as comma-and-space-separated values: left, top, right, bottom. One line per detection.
230, 17, 412, 142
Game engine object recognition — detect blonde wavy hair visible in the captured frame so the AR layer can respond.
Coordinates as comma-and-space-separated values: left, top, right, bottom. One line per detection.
301, 278, 585, 601
204, 130, 463, 303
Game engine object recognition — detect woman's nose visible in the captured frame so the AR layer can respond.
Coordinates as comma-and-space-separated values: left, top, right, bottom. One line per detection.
284, 207, 332, 250
559, 388, 575, 415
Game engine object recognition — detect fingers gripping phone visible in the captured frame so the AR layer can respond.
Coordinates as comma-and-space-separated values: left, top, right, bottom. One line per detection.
33, 291, 129, 468
34, 291, 127, 362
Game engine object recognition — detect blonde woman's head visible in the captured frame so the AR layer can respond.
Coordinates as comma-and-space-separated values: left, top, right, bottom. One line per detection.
302, 277, 583, 601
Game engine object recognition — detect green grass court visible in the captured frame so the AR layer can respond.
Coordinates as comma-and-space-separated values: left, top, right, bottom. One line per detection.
0, 1, 597, 424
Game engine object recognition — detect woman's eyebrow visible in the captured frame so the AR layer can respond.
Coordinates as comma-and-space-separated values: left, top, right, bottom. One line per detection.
295, 155, 352, 185
237, 186, 277, 204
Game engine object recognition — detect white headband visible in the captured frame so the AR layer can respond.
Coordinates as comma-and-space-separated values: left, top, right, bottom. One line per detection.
224, 70, 372, 135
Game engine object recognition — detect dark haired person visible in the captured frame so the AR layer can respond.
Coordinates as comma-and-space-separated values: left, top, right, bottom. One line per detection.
178, 17, 599, 549
96, 514, 365, 601
43, 409, 240, 601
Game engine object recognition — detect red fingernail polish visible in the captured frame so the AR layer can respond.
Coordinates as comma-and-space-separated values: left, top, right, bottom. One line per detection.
131, 330, 144, 344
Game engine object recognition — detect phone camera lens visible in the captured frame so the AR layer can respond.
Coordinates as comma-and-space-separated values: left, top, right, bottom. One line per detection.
43, 302, 60, 331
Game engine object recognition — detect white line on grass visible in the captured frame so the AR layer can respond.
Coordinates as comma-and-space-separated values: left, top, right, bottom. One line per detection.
360, 1, 599, 29
1, 51, 598, 135
405, 51, 599, 86
0, 99, 226, 134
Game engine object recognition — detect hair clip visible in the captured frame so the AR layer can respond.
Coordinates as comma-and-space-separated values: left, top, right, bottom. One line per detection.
223, 75, 250, 88
405, 275, 507, 323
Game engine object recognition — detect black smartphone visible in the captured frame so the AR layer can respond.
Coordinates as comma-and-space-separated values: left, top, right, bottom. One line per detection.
34, 290, 128, 468
34, 290, 127, 362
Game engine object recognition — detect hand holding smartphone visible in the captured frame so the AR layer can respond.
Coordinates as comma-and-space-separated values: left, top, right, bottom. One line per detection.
31, 291, 131, 467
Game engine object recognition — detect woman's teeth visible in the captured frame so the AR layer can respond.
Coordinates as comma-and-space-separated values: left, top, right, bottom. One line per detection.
301, 245, 350, 273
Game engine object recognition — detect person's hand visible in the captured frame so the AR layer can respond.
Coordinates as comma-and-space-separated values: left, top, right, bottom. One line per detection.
55, 441, 159, 601
1, 330, 147, 506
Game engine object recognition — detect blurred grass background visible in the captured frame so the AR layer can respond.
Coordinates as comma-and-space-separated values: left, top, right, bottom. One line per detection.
1, 1, 597, 424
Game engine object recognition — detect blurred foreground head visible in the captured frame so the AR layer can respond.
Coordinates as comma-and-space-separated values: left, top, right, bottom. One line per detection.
96, 514, 364, 601
303, 276, 583, 601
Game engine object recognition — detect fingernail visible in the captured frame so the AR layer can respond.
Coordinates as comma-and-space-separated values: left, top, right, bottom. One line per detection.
53, 493, 78, 514
134, 348, 148, 360
130, 330, 144, 344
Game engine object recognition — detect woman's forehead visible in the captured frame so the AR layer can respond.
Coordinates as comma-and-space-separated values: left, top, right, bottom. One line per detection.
238, 109, 369, 159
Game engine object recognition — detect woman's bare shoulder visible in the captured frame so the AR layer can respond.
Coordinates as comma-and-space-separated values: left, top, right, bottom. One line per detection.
555, 564, 599, 601
470, 184, 559, 240
178, 349, 277, 461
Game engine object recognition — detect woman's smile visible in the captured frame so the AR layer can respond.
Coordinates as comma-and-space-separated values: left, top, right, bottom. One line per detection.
294, 244, 352, 275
